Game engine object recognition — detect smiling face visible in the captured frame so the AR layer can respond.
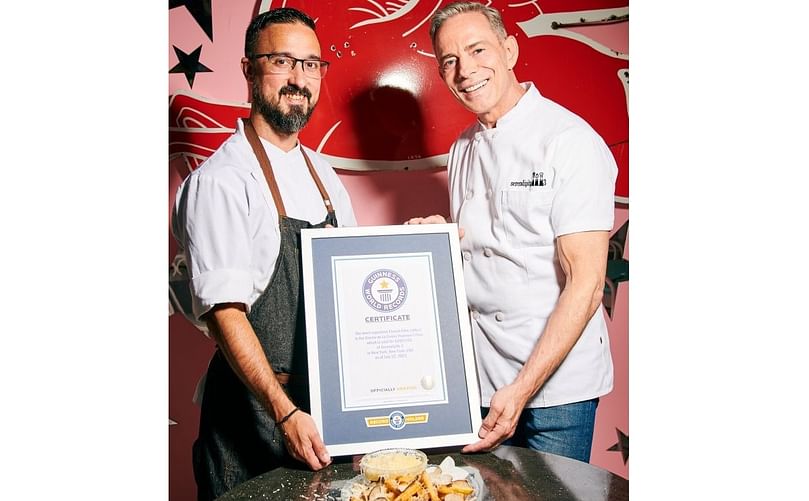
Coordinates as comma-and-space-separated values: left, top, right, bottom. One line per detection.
433, 12, 524, 128
243, 21, 322, 135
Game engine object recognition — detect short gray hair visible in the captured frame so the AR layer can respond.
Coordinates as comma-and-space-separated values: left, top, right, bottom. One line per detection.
429, 2, 507, 48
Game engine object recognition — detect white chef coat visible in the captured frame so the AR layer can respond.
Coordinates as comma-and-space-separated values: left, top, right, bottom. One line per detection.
448, 82, 616, 408
172, 118, 357, 321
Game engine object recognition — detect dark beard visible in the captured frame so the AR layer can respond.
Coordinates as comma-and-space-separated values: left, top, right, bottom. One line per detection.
252, 83, 315, 135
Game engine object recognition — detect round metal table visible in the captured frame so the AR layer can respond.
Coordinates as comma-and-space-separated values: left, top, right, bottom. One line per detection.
215, 445, 628, 500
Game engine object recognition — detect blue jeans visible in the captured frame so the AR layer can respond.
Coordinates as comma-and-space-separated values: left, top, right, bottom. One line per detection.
483, 398, 599, 463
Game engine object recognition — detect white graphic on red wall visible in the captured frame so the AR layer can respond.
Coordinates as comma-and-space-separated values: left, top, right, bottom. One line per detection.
170, 0, 628, 201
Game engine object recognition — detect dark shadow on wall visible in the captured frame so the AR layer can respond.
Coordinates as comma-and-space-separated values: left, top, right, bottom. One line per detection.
350, 85, 425, 161
345, 85, 450, 225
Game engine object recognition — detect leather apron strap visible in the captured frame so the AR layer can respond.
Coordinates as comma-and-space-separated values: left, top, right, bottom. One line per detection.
243, 118, 335, 218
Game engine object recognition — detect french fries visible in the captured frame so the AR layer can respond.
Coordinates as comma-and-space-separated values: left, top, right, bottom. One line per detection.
420, 470, 441, 501
436, 482, 475, 496
348, 454, 475, 501
347, 470, 474, 501
393, 477, 424, 501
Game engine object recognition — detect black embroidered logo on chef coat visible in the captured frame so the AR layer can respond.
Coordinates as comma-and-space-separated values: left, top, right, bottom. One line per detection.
510, 171, 547, 187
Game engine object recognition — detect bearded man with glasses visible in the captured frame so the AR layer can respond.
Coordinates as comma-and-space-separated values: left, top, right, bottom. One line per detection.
171, 8, 356, 500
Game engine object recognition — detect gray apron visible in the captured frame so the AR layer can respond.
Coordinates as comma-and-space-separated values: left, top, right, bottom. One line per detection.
192, 121, 338, 501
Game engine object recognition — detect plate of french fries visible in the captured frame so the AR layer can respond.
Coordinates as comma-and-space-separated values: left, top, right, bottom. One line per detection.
342, 450, 483, 501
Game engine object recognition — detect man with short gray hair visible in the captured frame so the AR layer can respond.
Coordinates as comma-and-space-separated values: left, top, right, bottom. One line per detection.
408, 1, 617, 463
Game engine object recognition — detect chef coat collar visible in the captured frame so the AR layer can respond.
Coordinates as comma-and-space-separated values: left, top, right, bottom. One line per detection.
235, 118, 303, 166
474, 82, 539, 136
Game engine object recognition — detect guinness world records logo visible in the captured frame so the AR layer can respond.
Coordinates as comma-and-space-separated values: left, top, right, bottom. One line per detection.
363, 269, 408, 312
389, 411, 406, 430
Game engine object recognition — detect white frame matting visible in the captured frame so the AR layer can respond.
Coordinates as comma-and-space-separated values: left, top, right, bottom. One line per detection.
301, 223, 481, 456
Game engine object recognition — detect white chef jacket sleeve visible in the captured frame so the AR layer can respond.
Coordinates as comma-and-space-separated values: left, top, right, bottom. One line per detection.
550, 127, 618, 237
178, 170, 255, 321
334, 182, 357, 228
304, 148, 358, 228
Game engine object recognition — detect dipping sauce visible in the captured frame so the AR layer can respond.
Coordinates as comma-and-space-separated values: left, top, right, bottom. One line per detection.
360, 448, 428, 481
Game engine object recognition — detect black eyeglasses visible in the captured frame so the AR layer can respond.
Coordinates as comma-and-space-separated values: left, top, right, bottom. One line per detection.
251, 53, 330, 78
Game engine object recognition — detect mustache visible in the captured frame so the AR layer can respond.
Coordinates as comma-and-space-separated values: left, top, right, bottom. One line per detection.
279, 84, 312, 100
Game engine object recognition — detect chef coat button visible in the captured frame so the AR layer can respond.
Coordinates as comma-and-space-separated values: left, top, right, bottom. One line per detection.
495, 312, 504, 322
463, 251, 472, 261
465, 190, 474, 200
483, 247, 493, 257
472, 310, 480, 320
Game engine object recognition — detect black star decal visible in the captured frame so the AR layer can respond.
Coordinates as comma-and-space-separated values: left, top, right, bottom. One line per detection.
603, 220, 629, 318
607, 427, 629, 464
169, 45, 213, 89
169, 0, 213, 41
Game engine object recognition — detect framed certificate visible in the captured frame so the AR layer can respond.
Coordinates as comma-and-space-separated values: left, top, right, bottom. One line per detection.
301, 223, 482, 456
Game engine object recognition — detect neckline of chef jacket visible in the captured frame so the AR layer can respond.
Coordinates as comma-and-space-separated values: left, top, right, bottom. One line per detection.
473, 81, 538, 140
236, 117, 303, 163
